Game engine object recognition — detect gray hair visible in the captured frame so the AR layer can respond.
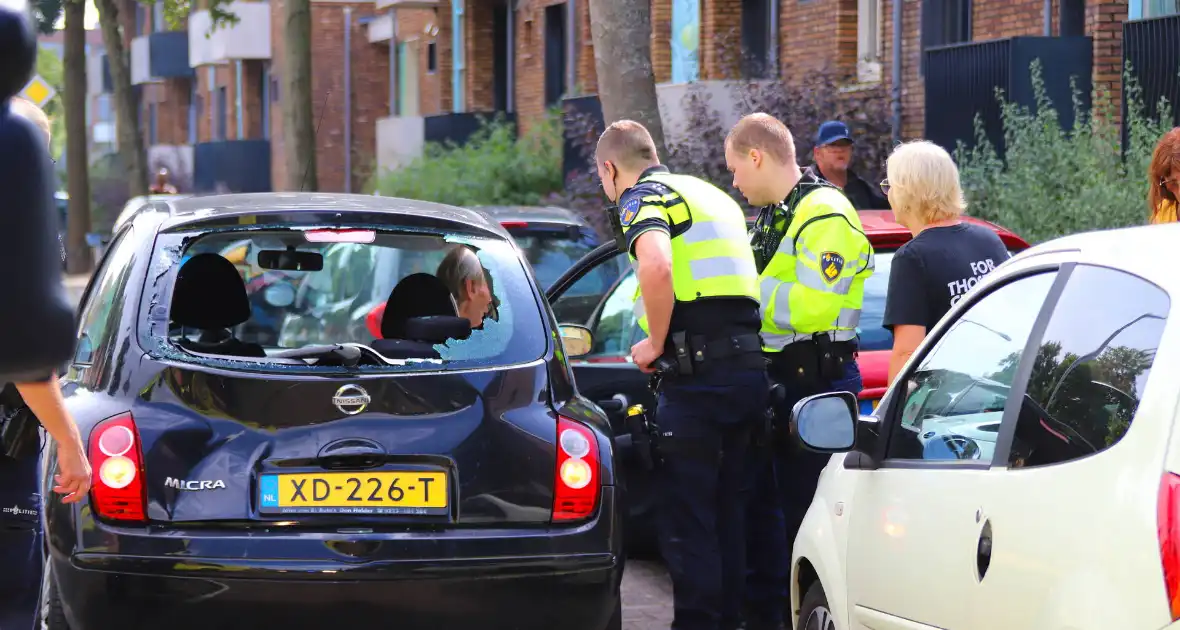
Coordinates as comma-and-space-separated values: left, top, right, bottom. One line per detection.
436, 245, 485, 300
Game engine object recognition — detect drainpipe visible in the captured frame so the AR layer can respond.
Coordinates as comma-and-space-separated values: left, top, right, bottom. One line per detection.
506, 0, 515, 112
891, 0, 902, 145
566, 0, 576, 96
235, 60, 244, 139
344, 5, 353, 193
768, 0, 779, 75
389, 10, 398, 116
1043, 0, 1052, 35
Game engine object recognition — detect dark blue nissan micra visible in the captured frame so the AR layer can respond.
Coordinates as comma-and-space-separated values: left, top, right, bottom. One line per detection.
39, 193, 623, 630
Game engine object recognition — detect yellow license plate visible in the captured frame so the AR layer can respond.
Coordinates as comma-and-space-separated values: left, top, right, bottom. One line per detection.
259, 471, 448, 515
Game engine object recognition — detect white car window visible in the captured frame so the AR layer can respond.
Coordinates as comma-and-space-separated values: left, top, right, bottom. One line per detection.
888, 271, 1059, 462
1006, 265, 1168, 469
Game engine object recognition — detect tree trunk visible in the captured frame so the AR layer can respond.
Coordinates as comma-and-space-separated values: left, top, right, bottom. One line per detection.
283, 0, 316, 191
95, 0, 148, 198
63, 0, 92, 274
587, 0, 667, 158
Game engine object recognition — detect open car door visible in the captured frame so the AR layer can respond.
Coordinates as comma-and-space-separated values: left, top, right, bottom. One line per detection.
546, 244, 659, 550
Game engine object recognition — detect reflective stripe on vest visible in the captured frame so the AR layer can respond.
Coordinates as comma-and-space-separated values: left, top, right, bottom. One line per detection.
624, 172, 760, 335
759, 187, 875, 351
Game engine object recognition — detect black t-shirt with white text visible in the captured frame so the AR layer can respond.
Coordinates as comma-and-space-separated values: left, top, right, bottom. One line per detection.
882, 223, 1011, 332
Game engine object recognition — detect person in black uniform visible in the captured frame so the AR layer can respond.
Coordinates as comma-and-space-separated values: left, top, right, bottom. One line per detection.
596, 120, 770, 630
0, 0, 91, 502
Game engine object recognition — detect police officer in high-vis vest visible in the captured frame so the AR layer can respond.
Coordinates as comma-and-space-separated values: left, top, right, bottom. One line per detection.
595, 120, 770, 630
724, 113, 874, 630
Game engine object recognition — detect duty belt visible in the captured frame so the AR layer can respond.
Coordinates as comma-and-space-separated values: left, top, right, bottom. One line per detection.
674, 331, 765, 375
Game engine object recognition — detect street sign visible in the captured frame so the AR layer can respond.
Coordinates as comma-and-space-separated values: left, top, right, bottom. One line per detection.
19, 75, 57, 108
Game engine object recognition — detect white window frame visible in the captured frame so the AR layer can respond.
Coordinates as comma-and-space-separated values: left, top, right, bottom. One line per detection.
857, 0, 883, 84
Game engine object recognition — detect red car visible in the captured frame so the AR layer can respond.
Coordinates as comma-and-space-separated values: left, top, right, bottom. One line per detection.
544, 209, 1028, 549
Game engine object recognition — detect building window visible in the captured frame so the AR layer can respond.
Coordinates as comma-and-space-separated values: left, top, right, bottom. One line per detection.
671, 0, 700, 83
271, 76, 280, 102
135, 4, 145, 35
741, 0, 778, 79
189, 83, 199, 145
153, 1, 165, 31
857, 0, 883, 83
97, 94, 112, 121
216, 86, 227, 141
427, 42, 437, 74
544, 3, 567, 105
1130, 0, 1180, 19
920, 0, 972, 75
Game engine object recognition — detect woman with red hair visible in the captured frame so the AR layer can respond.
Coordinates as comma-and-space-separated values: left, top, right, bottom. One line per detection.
1149, 127, 1180, 224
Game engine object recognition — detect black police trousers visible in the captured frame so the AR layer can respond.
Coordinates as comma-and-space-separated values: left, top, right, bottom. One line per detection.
653, 365, 770, 630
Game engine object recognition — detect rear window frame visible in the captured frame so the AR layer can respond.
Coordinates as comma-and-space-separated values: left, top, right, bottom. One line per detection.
135, 223, 553, 375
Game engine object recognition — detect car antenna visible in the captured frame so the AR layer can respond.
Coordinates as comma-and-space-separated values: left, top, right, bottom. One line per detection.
300, 89, 332, 193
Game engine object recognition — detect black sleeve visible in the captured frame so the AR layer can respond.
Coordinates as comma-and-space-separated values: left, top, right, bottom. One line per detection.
0, 112, 77, 383
881, 246, 928, 331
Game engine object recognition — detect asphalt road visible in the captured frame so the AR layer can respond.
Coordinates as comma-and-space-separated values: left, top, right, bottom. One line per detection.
64, 274, 677, 629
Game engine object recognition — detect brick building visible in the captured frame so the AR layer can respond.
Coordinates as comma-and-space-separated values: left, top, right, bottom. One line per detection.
124, 0, 1177, 192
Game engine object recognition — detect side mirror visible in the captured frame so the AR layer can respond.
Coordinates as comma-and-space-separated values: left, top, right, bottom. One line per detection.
790, 391, 858, 453
559, 324, 593, 358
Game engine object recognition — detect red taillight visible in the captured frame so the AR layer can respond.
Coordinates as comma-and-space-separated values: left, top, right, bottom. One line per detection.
500, 221, 528, 229
88, 413, 147, 522
553, 417, 600, 522
1159, 472, 1180, 620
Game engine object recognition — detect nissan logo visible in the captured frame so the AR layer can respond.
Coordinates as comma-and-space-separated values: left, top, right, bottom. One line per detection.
332, 385, 371, 415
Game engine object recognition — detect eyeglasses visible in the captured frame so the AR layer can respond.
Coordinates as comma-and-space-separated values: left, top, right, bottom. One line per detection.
880, 179, 890, 194
1161, 177, 1179, 189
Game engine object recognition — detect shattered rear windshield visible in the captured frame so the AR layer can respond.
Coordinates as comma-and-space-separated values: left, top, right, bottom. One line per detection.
138, 226, 548, 372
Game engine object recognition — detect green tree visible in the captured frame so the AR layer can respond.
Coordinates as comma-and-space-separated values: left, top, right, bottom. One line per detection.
33, 0, 63, 33
35, 46, 66, 162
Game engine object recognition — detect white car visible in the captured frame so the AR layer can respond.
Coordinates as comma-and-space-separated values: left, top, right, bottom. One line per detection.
785, 222, 1180, 630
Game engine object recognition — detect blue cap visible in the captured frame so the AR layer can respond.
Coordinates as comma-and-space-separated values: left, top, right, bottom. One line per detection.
815, 121, 852, 147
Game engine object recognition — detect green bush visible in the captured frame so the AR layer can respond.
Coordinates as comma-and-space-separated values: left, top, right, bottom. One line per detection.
956, 60, 1174, 244
369, 110, 565, 206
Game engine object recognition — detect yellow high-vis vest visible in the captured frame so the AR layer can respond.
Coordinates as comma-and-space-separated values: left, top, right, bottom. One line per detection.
621, 171, 760, 335
759, 187, 874, 351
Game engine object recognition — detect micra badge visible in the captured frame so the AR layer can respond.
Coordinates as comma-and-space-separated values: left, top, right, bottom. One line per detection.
165, 477, 226, 491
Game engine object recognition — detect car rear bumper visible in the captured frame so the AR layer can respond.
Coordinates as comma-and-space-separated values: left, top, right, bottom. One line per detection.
55, 489, 622, 630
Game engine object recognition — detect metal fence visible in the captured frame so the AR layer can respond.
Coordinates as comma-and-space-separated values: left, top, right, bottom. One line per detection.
1123, 14, 1180, 128
925, 36, 1093, 158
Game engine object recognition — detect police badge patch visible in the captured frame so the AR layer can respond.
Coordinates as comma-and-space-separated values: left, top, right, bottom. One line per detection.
619, 197, 641, 227
820, 251, 845, 284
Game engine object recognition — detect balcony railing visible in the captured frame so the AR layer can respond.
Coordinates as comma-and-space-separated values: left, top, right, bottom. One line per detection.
87, 53, 113, 95
374, 0, 438, 10
924, 36, 1093, 157
193, 140, 272, 193
375, 111, 515, 174
189, 2, 272, 67
132, 31, 193, 84
1124, 14, 1180, 129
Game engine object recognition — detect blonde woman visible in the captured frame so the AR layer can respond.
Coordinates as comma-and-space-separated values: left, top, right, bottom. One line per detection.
881, 140, 1010, 385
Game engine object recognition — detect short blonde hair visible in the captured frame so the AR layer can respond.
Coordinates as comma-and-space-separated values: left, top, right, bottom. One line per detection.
726, 113, 796, 165
10, 97, 50, 146
595, 120, 659, 172
885, 140, 966, 225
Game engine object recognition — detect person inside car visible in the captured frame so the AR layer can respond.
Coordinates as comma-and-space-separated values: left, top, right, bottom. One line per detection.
436, 245, 494, 328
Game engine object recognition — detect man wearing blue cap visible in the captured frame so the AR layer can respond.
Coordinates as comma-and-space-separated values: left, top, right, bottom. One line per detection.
805, 120, 890, 210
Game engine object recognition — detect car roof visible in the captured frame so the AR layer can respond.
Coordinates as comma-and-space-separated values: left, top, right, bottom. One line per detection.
856, 210, 1029, 250
469, 205, 588, 227
1010, 222, 1179, 290
141, 193, 508, 237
